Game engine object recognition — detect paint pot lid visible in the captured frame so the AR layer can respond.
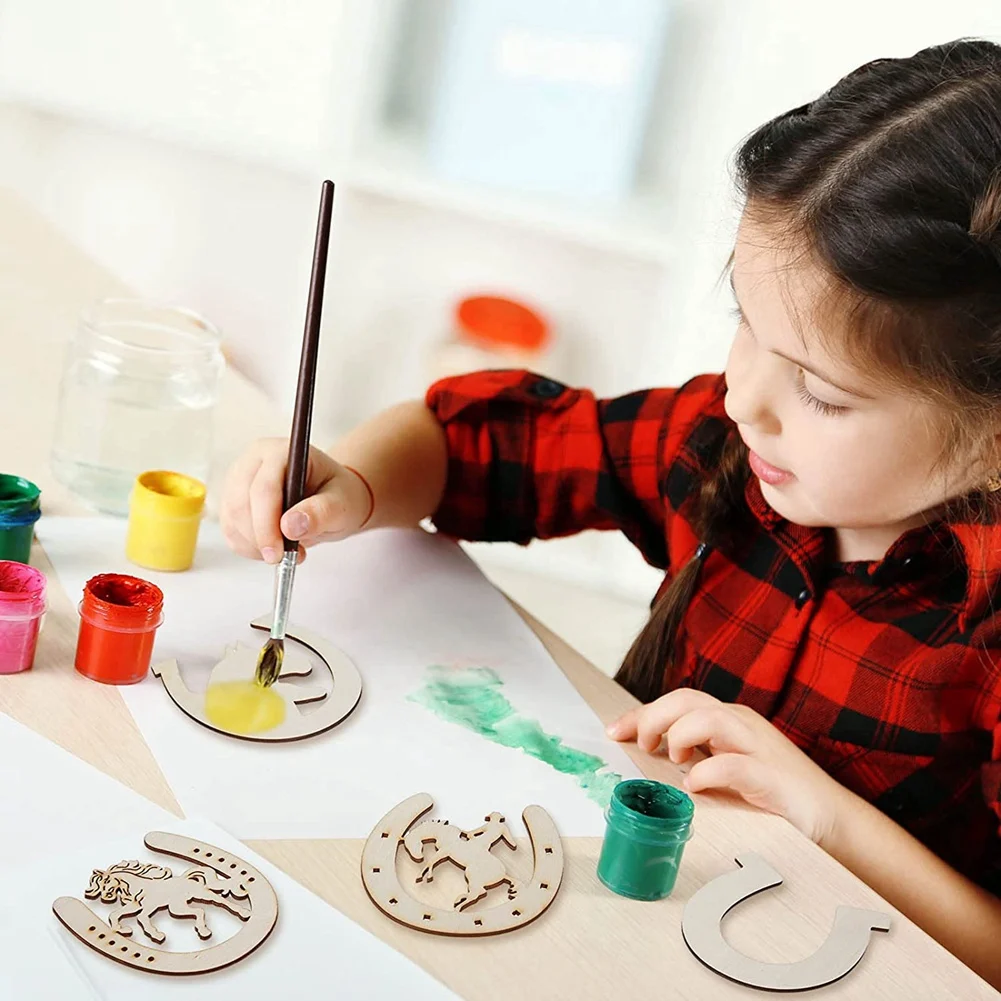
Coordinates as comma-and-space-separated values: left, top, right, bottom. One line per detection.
131, 470, 206, 517
0, 474, 40, 513
608, 779, 694, 839
0, 560, 45, 599
456, 296, 549, 353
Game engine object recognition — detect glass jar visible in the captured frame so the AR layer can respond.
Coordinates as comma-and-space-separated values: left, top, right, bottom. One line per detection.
51, 299, 224, 515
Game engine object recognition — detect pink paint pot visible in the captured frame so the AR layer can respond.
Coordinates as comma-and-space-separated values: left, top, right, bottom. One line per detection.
0, 560, 47, 674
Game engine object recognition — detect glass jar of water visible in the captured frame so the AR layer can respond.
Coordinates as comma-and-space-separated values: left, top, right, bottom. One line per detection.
51, 299, 225, 515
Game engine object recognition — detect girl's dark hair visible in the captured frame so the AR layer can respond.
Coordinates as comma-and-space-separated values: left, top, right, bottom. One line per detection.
617, 39, 1001, 703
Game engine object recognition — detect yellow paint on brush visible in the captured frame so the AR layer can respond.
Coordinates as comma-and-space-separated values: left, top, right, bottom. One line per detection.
204, 680, 286, 735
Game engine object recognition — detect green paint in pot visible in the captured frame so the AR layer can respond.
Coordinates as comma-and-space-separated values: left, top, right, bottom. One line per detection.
596, 779, 694, 901
0, 475, 41, 564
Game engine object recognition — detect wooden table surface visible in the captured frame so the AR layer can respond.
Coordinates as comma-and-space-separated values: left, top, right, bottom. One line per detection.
0, 186, 995, 1000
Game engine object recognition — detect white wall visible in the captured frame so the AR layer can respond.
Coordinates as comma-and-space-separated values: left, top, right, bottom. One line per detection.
4, 0, 999, 407
647, 0, 1001, 387
1, 0, 999, 600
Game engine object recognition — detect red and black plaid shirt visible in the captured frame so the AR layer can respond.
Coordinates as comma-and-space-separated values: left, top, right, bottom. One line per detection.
426, 369, 1001, 894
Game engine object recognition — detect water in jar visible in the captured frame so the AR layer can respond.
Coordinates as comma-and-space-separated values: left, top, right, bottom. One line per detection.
51, 300, 225, 516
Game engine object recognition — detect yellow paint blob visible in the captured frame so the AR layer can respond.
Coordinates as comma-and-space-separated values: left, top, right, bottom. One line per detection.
204, 680, 286, 735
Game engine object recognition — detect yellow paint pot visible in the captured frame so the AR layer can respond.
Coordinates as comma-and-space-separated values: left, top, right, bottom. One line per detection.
126, 471, 206, 572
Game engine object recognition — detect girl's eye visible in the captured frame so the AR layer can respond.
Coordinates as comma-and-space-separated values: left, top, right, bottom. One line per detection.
796, 376, 849, 417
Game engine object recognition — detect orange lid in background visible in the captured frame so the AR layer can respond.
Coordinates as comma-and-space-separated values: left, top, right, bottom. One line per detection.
456, 295, 549, 353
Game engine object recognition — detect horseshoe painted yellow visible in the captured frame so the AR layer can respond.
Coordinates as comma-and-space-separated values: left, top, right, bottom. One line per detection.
151, 616, 362, 742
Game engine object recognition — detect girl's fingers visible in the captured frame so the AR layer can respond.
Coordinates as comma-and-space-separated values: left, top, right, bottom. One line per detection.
607, 705, 642, 741
607, 688, 721, 744
633, 690, 725, 753
683, 752, 766, 799
221, 522, 262, 562
663, 707, 755, 764
220, 454, 263, 549
249, 452, 288, 562
281, 482, 349, 544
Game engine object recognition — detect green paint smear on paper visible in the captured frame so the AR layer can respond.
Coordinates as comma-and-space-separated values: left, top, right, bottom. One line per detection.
409, 666, 622, 807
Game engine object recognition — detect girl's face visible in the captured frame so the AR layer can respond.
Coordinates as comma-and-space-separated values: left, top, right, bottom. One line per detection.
724, 215, 988, 557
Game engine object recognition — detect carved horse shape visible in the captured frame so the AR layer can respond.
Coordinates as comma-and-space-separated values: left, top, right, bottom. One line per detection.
85, 861, 252, 944
403, 812, 519, 911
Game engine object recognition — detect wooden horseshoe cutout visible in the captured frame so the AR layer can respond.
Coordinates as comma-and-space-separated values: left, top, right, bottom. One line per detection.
362, 793, 564, 936
151, 615, 362, 742
52, 832, 278, 976
681, 853, 891, 992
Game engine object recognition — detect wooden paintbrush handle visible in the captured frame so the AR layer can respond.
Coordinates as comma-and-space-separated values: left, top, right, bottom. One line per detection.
282, 179, 335, 552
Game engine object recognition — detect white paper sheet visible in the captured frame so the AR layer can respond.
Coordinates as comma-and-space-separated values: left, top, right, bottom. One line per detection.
0, 712, 169, 998
0, 914, 103, 1000
39, 518, 640, 838
2, 816, 460, 1001
0, 711, 176, 860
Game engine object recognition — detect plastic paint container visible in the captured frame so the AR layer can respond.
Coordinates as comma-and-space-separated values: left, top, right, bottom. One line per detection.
0, 474, 41, 564
126, 470, 206, 572
597, 779, 694, 901
74, 574, 164, 685
0, 561, 47, 674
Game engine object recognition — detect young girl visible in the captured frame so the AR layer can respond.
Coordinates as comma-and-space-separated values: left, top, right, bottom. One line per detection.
222, 40, 1001, 985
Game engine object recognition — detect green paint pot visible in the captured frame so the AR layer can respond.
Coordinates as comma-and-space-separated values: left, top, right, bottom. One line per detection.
597, 779, 694, 901
0, 475, 41, 565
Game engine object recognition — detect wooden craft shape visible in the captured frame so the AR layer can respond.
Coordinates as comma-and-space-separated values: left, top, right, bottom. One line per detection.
681, 853, 891, 992
151, 615, 362, 742
52, 832, 278, 976
362, 793, 564, 936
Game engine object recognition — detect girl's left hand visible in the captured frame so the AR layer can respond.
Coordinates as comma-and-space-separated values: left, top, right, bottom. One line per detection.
607, 689, 846, 845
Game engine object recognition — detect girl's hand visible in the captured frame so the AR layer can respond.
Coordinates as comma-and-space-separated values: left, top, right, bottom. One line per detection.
220, 438, 373, 564
607, 689, 846, 844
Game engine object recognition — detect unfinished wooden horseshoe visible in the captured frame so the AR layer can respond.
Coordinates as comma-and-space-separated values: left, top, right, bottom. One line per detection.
52, 832, 278, 976
681, 853, 891, 992
362, 793, 564, 936
151, 615, 362, 742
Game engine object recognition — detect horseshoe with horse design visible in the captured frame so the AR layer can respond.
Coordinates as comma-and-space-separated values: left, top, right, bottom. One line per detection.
52, 832, 278, 976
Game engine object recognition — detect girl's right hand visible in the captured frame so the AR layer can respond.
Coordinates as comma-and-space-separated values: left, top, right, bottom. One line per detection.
220, 438, 373, 564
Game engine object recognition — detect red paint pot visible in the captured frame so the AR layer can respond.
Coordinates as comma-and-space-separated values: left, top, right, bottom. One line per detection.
0, 560, 47, 674
74, 574, 164, 685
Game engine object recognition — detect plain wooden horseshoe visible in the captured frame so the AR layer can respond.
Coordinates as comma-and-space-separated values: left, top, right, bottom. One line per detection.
151, 616, 362, 742
681, 853, 891, 992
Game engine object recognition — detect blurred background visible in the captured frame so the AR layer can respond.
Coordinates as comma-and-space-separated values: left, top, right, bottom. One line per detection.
1, 0, 999, 671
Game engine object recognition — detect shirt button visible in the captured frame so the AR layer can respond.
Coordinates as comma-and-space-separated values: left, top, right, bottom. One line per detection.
795, 588, 810, 609
530, 378, 564, 399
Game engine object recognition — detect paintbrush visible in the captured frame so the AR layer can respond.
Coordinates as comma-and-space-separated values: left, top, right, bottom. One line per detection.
255, 179, 335, 688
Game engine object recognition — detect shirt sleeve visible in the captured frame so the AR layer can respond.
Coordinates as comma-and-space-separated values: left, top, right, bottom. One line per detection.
424, 369, 724, 568
975, 642, 1001, 891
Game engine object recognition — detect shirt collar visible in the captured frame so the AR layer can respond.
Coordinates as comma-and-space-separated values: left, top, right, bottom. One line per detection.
744, 477, 1001, 633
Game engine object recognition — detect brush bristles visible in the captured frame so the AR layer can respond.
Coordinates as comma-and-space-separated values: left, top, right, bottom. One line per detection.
254, 638, 284, 688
